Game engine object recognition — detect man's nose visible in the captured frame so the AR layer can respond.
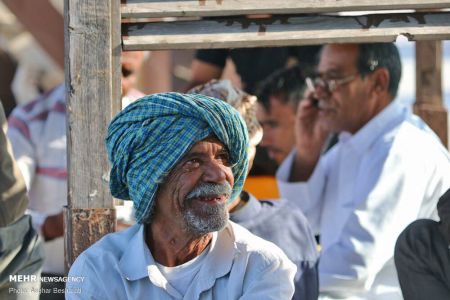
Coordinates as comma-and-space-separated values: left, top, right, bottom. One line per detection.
202, 161, 228, 183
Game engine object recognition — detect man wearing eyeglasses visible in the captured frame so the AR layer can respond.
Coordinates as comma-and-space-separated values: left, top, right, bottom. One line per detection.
276, 42, 450, 299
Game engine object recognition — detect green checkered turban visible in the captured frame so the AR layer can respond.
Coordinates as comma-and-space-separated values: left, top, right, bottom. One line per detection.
106, 92, 249, 223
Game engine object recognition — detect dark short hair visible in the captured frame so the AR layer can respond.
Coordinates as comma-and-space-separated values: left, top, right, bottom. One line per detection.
357, 43, 402, 98
255, 64, 306, 112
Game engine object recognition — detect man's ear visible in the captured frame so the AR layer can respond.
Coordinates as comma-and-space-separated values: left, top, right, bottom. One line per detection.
371, 68, 390, 95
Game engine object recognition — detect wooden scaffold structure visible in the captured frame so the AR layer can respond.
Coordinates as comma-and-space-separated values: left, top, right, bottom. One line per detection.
64, 0, 450, 267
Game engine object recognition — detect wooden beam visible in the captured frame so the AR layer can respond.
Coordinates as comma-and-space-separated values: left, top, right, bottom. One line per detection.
414, 40, 448, 147
64, 0, 121, 266
122, 12, 450, 50
121, 0, 450, 18
3, 0, 64, 69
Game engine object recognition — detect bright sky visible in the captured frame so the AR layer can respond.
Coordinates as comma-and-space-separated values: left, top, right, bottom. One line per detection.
396, 39, 450, 109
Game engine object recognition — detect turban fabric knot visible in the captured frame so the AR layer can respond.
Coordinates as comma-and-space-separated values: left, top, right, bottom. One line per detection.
106, 93, 249, 223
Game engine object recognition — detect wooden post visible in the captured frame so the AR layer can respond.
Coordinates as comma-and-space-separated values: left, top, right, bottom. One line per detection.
414, 41, 448, 147
64, 0, 121, 269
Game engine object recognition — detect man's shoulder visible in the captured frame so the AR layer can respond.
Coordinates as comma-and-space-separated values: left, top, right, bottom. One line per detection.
251, 199, 311, 230
393, 115, 449, 158
9, 85, 65, 123
268, 200, 315, 233
232, 201, 318, 262
360, 110, 450, 162
224, 221, 296, 285
227, 221, 291, 261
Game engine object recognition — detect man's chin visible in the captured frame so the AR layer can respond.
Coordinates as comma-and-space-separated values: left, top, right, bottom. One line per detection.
183, 204, 229, 235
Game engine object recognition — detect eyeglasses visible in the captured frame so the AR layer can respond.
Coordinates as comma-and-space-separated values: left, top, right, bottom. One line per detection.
307, 73, 359, 93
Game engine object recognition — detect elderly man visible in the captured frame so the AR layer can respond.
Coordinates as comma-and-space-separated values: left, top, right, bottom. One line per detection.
276, 43, 450, 299
67, 93, 296, 299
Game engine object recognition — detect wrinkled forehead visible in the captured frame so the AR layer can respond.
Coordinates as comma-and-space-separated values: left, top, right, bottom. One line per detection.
318, 44, 359, 73
186, 135, 228, 155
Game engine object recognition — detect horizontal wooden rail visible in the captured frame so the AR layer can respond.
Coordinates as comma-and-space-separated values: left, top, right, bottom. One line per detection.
121, 0, 450, 19
122, 12, 450, 50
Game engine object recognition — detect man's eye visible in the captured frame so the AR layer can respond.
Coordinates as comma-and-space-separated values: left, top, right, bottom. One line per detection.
184, 159, 201, 170
216, 152, 231, 165
323, 73, 343, 81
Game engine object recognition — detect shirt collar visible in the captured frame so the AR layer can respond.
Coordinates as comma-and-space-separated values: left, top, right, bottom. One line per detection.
229, 192, 262, 222
184, 222, 237, 298
338, 100, 407, 153
119, 224, 153, 281
118, 222, 237, 289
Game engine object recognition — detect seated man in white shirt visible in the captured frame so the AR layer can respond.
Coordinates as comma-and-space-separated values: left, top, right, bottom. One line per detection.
66, 92, 296, 299
276, 42, 450, 299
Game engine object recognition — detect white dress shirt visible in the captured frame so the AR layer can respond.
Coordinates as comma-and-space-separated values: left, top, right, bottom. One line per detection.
67, 221, 296, 300
277, 100, 450, 299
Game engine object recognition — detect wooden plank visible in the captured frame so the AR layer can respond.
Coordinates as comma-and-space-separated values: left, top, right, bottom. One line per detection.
121, 0, 450, 18
123, 12, 450, 50
65, 0, 121, 265
414, 41, 448, 147
3, 0, 64, 68
416, 41, 443, 106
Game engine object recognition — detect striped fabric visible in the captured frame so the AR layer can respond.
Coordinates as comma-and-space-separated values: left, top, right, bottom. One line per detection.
106, 92, 249, 223
8, 85, 67, 185
7, 85, 67, 274
7, 84, 146, 274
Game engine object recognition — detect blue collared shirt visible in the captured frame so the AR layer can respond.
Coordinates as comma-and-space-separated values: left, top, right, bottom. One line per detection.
67, 221, 296, 299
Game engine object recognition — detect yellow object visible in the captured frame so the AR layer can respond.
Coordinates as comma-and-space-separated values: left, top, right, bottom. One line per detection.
243, 176, 280, 199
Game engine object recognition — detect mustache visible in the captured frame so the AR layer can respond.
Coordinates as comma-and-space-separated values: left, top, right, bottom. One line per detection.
186, 182, 232, 200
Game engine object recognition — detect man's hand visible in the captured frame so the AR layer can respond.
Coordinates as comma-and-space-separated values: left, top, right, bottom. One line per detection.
42, 211, 64, 241
290, 90, 329, 182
